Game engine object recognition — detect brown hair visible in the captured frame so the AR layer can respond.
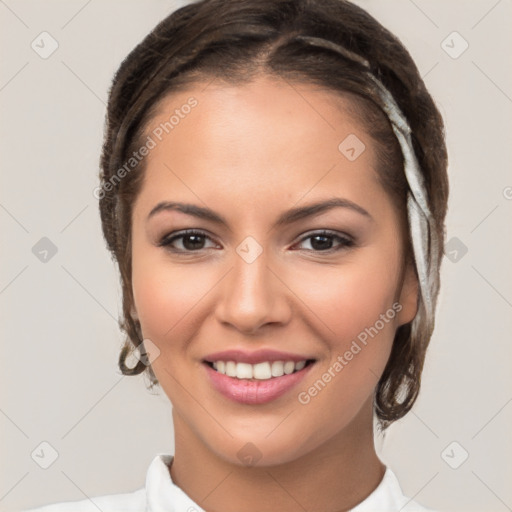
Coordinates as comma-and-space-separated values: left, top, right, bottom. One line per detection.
98, 0, 448, 429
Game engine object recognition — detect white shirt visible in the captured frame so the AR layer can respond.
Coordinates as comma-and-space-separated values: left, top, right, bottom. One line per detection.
25, 454, 437, 512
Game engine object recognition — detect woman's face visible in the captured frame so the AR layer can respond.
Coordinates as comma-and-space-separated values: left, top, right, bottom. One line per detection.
130, 76, 418, 466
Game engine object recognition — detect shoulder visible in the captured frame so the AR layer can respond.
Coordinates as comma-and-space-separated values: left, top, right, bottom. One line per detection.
350, 467, 438, 512
23, 487, 146, 512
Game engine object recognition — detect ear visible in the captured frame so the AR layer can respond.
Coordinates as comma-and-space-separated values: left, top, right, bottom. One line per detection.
396, 260, 419, 327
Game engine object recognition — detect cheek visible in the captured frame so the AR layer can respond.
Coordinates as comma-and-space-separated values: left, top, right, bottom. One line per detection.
289, 248, 401, 410
131, 263, 208, 394
292, 252, 401, 346
131, 250, 204, 345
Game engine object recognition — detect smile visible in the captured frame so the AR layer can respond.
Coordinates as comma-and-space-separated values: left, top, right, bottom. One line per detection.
203, 358, 316, 405
206, 360, 313, 380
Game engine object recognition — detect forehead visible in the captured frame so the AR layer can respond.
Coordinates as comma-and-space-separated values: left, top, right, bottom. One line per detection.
144, 76, 370, 160
135, 76, 388, 218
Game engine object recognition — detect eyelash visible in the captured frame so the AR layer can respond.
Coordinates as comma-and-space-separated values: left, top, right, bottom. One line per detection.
158, 229, 355, 254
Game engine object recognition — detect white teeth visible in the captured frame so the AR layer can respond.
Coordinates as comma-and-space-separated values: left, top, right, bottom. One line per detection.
294, 360, 306, 371
271, 361, 284, 377
210, 359, 309, 380
283, 361, 295, 374
236, 362, 253, 379
253, 362, 272, 380
225, 361, 237, 377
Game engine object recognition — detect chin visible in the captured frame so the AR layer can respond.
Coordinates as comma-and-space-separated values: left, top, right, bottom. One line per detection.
199, 416, 341, 469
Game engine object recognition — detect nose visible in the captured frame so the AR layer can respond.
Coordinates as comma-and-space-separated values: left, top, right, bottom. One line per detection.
215, 250, 292, 334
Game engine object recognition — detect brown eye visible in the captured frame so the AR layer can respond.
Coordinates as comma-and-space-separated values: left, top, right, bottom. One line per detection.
159, 230, 218, 252
295, 231, 354, 252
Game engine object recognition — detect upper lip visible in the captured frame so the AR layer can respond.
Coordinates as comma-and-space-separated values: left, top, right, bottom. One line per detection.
203, 349, 314, 365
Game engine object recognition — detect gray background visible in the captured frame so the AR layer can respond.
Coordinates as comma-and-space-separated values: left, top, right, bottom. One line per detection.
1, 1, 511, 511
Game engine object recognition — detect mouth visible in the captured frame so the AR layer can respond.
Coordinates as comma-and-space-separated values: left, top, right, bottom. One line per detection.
202, 353, 317, 405
203, 359, 316, 380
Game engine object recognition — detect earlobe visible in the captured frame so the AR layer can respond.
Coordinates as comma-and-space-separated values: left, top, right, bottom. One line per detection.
396, 261, 419, 327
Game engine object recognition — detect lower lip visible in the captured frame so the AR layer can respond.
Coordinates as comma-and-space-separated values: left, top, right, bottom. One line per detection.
203, 362, 314, 405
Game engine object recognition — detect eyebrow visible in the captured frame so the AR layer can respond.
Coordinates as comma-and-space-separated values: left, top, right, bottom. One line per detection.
147, 197, 373, 228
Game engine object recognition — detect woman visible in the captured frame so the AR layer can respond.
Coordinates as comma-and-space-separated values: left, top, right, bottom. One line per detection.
27, 0, 448, 510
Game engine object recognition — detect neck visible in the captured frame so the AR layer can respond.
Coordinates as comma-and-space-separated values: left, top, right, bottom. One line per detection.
169, 400, 385, 512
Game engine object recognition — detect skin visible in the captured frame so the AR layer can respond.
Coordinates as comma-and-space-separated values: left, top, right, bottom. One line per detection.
130, 75, 419, 512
